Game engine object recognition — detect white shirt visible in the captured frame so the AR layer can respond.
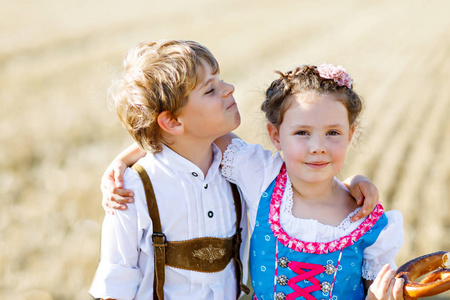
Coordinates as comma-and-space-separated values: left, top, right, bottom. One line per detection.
90, 144, 249, 300
221, 138, 403, 280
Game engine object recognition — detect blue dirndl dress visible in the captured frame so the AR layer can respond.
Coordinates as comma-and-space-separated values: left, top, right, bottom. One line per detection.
250, 165, 388, 300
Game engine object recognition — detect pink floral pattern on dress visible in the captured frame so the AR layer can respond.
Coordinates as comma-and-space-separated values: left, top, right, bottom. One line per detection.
269, 164, 384, 254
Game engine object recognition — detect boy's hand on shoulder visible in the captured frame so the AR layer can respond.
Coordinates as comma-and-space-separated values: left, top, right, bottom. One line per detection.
366, 264, 404, 300
101, 160, 134, 214
343, 175, 379, 221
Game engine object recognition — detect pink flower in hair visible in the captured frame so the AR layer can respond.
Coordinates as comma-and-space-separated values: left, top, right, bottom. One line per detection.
317, 63, 353, 88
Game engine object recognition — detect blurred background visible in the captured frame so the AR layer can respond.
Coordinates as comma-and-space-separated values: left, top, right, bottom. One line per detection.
1, 0, 449, 299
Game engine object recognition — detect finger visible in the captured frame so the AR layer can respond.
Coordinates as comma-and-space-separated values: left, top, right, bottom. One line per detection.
113, 187, 134, 199
379, 269, 396, 294
352, 189, 378, 222
106, 198, 128, 210
102, 200, 115, 215
351, 203, 367, 222
392, 278, 404, 300
373, 264, 390, 287
114, 169, 124, 189
110, 192, 132, 204
351, 187, 364, 206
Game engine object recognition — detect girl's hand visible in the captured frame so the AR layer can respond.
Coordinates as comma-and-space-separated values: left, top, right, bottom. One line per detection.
100, 143, 145, 214
343, 175, 379, 221
101, 159, 134, 215
366, 264, 404, 300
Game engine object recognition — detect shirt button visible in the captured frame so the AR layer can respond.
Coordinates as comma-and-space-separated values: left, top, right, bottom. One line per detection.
207, 211, 214, 218
191, 172, 198, 177
204, 184, 208, 189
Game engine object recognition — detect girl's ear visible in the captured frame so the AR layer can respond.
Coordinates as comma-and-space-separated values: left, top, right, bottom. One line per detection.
348, 124, 355, 143
157, 111, 184, 135
267, 123, 282, 151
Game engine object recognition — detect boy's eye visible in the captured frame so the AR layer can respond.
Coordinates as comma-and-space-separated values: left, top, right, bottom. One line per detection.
205, 88, 215, 95
295, 131, 309, 136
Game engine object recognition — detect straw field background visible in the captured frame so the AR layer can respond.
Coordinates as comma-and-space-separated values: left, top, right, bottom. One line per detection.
1, 0, 449, 299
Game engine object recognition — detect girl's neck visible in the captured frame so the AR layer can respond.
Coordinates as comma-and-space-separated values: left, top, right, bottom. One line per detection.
290, 174, 337, 203
288, 172, 357, 226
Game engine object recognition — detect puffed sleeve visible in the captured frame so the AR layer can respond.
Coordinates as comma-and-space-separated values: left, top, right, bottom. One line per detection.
89, 167, 150, 299
362, 210, 404, 280
221, 138, 283, 207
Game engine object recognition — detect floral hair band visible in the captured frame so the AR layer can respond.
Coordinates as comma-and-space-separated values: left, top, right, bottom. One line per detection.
317, 63, 353, 89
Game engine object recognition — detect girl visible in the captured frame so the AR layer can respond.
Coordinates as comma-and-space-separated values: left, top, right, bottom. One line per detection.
218, 64, 404, 299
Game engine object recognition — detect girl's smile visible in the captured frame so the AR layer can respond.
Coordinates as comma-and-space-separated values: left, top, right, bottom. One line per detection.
305, 161, 329, 169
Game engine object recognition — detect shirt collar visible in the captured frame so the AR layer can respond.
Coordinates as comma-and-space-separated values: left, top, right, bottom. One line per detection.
153, 143, 222, 180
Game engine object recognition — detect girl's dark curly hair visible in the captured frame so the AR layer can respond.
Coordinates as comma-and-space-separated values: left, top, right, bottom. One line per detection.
261, 65, 363, 129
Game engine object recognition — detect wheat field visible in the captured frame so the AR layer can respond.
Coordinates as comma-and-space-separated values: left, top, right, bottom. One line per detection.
1, 1, 449, 299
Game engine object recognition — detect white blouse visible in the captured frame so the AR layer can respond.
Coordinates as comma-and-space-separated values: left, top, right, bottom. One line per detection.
90, 144, 249, 300
221, 138, 403, 280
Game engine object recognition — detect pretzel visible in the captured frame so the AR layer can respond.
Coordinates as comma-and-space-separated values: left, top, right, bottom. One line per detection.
395, 251, 450, 299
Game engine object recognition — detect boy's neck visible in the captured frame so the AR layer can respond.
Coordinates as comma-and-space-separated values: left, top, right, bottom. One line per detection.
166, 138, 214, 177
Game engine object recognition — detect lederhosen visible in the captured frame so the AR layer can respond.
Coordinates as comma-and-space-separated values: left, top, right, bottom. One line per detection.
132, 164, 250, 300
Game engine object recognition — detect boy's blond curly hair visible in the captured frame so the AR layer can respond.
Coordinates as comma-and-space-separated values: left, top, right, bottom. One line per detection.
111, 40, 219, 152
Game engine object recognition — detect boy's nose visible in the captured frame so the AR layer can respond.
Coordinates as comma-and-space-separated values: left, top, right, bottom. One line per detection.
222, 82, 235, 97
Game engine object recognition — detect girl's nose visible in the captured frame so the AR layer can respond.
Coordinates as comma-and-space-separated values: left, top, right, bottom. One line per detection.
310, 137, 326, 154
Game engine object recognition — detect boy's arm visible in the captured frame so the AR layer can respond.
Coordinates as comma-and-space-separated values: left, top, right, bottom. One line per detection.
342, 175, 379, 221
91, 174, 144, 299
101, 143, 145, 214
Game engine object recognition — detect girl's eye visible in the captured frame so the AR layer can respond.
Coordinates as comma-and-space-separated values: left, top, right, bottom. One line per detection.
327, 130, 340, 136
295, 131, 309, 136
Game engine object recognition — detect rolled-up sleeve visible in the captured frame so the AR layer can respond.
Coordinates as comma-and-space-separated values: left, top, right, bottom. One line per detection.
90, 261, 141, 299
362, 210, 404, 280
90, 168, 148, 299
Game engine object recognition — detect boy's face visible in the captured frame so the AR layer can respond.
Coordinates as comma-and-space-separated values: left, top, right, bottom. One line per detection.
177, 60, 241, 142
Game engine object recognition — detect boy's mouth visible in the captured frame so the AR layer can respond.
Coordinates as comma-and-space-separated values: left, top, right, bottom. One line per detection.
227, 102, 237, 109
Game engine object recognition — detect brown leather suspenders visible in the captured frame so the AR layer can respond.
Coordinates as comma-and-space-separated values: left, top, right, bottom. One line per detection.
131, 164, 165, 300
131, 164, 250, 300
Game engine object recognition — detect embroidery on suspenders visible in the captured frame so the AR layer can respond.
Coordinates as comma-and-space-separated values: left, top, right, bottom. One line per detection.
193, 244, 227, 263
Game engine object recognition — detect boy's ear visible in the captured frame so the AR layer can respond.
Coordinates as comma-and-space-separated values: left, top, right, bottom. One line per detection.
157, 111, 183, 135
267, 123, 282, 151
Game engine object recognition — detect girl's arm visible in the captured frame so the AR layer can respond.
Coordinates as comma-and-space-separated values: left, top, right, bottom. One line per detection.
214, 132, 239, 158
101, 143, 145, 214
365, 264, 404, 299
342, 175, 379, 221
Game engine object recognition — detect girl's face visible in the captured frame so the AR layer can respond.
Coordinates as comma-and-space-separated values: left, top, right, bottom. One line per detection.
268, 92, 354, 185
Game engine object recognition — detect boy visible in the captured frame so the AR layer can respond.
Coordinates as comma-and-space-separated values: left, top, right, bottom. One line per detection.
90, 40, 249, 300
90, 40, 379, 300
